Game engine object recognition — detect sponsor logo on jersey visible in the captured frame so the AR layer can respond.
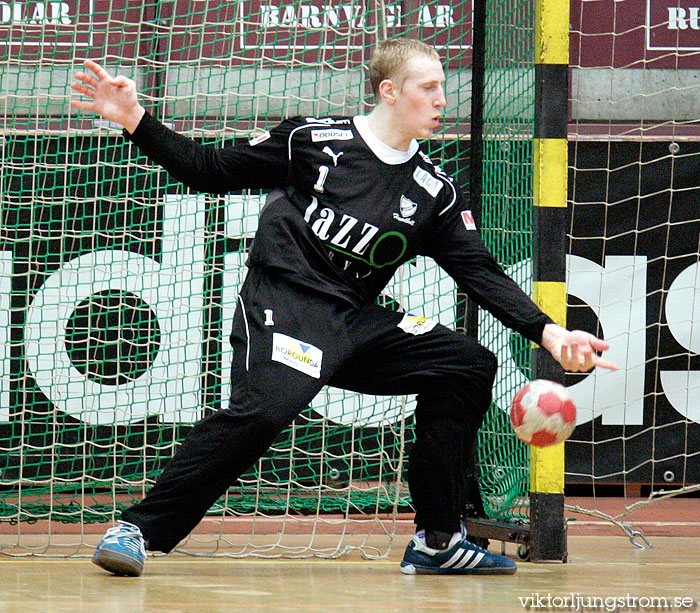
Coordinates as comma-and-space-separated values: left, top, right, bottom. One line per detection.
249, 131, 271, 146
271, 333, 323, 378
305, 117, 352, 125
304, 197, 408, 270
393, 195, 417, 226
322, 146, 344, 166
461, 210, 477, 230
397, 314, 438, 336
311, 129, 354, 142
413, 166, 443, 197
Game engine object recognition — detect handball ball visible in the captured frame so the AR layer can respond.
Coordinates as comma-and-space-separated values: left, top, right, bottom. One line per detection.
509, 379, 577, 448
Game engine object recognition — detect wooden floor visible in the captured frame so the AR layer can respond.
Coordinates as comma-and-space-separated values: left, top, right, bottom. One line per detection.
1, 535, 698, 612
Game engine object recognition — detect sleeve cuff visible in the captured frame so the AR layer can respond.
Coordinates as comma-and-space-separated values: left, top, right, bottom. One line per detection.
122, 110, 152, 143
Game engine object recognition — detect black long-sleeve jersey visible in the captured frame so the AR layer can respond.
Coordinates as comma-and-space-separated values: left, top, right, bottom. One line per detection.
125, 112, 552, 343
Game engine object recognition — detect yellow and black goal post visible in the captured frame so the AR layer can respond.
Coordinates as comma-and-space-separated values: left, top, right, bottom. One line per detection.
463, 0, 570, 562
530, 0, 570, 562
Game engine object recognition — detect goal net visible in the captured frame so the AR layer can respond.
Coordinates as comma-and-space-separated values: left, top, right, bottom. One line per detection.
0, 0, 536, 557
566, 0, 700, 534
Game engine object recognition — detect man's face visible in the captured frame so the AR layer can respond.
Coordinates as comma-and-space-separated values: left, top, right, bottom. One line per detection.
393, 55, 447, 141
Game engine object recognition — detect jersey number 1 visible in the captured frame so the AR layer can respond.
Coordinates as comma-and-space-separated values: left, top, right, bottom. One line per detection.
314, 165, 329, 193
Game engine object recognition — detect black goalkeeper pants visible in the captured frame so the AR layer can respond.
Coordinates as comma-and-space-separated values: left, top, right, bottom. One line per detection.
123, 267, 497, 553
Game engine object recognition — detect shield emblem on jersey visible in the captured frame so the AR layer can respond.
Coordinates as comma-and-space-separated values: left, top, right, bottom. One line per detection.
400, 195, 418, 218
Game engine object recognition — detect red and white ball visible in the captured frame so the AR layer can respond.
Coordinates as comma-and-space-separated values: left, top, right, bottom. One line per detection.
509, 379, 577, 448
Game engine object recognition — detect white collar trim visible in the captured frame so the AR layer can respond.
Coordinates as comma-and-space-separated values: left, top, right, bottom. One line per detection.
353, 115, 418, 165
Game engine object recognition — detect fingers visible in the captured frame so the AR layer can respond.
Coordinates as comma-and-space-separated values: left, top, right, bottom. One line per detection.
112, 75, 131, 87
71, 60, 115, 94
592, 356, 619, 371
69, 77, 98, 113
73, 71, 99, 90
70, 81, 94, 98
550, 329, 618, 372
69, 79, 96, 112
581, 335, 618, 370
69, 99, 95, 111
83, 59, 111, 82
588, 336, 610, 352
559, 336, 618, 372
560, 341, 590, 372
71, 65, 101, 106
72, 62, 131, 98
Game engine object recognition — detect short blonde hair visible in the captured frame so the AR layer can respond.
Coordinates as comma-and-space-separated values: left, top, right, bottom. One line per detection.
369, 38, 440, 98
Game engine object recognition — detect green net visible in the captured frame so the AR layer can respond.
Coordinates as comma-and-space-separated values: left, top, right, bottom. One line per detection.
0, 0, 533, 534
476, 0, 535, 521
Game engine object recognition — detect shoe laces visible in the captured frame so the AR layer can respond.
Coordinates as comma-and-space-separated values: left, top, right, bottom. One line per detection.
105, 521, 141, 537
458, 525, 489, 554
103, 522, 146, 555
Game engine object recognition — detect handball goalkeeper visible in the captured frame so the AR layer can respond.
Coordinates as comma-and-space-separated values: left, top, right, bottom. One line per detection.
72, 37, 617, 577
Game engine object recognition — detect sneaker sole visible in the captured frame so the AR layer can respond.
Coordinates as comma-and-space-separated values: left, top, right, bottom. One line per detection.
92, 550, 143, 577
400, 562, 517, 576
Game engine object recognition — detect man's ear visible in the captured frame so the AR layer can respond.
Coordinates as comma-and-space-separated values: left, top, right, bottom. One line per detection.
378, 79, 397, 105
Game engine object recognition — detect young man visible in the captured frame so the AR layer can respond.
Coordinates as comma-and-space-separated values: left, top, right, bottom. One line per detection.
71, 38, 616, 577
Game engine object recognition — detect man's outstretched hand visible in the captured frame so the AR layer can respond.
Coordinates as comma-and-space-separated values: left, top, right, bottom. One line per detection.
541, 323, 619, 372
70, 60, 145, 134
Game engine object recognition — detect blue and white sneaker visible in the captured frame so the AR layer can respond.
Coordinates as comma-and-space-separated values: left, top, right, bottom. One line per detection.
400, 528, 517, 575
92, 521, 146, 577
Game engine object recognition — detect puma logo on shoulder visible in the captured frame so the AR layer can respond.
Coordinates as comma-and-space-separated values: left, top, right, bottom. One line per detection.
322, 146, 344, 166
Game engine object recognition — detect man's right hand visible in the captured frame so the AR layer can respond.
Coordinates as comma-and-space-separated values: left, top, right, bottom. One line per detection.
70, 60, 145, 134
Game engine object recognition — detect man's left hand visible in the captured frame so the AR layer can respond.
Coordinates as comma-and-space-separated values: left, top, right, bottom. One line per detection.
541, 323, 619, 372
